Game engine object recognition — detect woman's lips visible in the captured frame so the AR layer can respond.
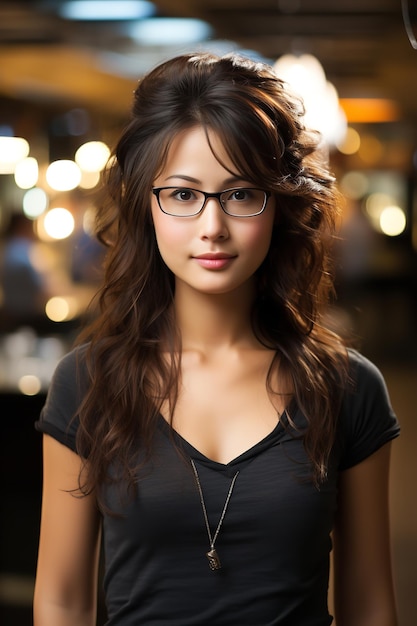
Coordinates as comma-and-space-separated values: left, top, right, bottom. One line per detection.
192, 253, 236, 270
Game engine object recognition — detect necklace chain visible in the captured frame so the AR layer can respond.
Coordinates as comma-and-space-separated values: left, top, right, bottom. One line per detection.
190, 458, 239, 571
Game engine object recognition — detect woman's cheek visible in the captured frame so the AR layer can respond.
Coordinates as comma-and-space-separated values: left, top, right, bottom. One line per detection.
153, 218, 190, 269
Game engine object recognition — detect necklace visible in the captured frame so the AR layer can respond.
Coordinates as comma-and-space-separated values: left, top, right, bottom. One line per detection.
190, 458, 240, 571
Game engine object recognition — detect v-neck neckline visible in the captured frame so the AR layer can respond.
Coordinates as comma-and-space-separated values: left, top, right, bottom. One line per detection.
158, 411, 293, 472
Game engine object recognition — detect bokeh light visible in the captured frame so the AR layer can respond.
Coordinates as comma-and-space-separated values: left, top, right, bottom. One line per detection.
46, 159, 82, 191
23, 187, 49, 219
43, 208, 75, 239
79, 169, 101, 189
0, 136, 30, 174
14, 157, 39, 189
379, 206, 407, 236
365, 193, 407, 236
18, 374, 42, 396
340, 171, 370, 200
336, 127, 361, 155
45, 296, 79, 321
75, 140, 110, 172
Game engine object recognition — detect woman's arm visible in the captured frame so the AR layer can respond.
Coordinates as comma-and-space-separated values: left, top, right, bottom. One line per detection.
333, 442, 397, 626
33, 435, 102, 626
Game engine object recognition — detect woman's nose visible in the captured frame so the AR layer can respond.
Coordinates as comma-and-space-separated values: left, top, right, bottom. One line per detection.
199, 198, 229, 241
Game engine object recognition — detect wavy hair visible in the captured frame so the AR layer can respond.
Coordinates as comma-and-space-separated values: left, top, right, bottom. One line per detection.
76, 52, 348, 502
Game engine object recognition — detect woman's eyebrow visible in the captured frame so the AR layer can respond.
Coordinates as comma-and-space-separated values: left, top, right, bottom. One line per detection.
164, 174, 249, 185
164, 174, 201, 183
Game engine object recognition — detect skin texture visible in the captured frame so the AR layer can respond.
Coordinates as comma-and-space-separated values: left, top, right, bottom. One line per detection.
34, 125, 397, 626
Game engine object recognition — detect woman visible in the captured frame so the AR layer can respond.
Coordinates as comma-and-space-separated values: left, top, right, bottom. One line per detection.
33, 52, 399, 625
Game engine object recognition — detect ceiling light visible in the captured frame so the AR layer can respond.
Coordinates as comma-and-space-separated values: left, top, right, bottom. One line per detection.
129, 18, 213, 45
59, 1, 155, 21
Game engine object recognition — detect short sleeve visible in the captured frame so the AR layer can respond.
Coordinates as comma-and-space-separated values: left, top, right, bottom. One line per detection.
337, 350, 400, 471
35, 345, 89, 453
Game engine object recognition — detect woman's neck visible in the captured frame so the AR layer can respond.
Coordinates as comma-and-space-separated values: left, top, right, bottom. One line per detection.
173, 281, 260, 353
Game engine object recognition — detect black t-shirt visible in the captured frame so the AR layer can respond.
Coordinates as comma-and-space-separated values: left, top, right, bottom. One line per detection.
36, 347, 399, 625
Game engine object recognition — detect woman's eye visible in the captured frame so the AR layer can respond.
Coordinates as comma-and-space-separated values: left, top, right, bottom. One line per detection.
173, 189, 194, 201
230, 189, 250, 201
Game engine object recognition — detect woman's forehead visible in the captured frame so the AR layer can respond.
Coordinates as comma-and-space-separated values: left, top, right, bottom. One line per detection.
157, 126, 243, 182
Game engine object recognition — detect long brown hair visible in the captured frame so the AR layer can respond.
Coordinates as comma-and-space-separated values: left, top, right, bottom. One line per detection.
76, 52, 348, 501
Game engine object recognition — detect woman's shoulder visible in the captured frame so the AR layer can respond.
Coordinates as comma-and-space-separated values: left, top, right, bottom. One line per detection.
45, 343, 90, 399
347, 347, 382, 375
35, 343, 91, 452
54, 342, 89, 373
337, 349, 400, 470
345, 348, 391, 398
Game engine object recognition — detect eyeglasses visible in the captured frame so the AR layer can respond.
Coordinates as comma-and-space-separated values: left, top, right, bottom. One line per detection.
152, 186, 270, 218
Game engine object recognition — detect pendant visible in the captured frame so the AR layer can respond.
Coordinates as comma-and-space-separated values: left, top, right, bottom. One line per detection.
206, 548, 221, 570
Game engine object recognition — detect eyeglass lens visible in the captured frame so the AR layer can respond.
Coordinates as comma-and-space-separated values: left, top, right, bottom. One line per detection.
156, 187, 267, 216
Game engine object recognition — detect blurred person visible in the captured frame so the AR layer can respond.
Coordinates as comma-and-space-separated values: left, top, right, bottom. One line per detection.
0, 213, 48, 329
34, 53, 399, 626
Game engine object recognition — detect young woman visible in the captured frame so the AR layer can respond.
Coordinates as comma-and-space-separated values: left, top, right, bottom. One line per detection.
34, 52, 400, 625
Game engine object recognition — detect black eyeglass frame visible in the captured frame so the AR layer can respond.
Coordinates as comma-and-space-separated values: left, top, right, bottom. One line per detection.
152, 186, 271, 218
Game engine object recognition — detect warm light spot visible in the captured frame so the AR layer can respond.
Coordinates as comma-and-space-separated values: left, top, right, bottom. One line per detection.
358, 135, 384, 165
0, 137, 30, 174
365, 193, 406, 235
18, 374, 42, 396
379, 206, 406, 236
46, 160, 81, 191
45, 297, 70, 322
79, 169, 100, 189
339, 98, 401, 123
365, 193, 394, 228
14, 157, 39, 189
340, 171, 369, 200
75, 141, 110, 172
45, 296, 79, 322
336, 127, 361, 155
43, 208, 75, 240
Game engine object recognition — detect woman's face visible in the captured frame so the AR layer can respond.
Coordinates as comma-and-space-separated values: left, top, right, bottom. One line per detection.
151, 126, 275, 298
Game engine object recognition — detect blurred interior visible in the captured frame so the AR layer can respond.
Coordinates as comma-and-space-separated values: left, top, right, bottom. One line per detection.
0, 1, 416, 624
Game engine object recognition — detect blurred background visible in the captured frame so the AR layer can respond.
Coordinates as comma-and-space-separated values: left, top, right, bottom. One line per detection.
0, 0, 416, 624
